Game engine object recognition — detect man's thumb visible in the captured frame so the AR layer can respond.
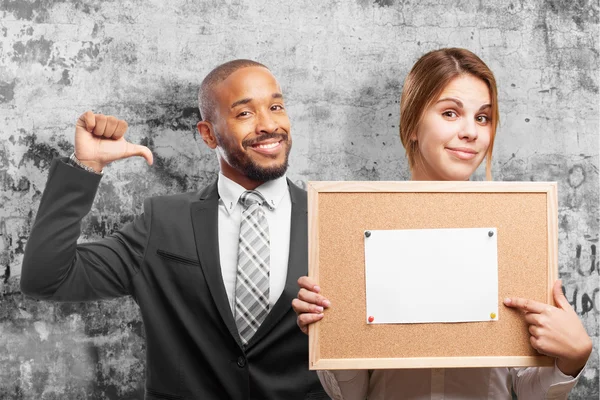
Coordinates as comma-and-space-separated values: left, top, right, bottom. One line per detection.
125, 142, 154, 165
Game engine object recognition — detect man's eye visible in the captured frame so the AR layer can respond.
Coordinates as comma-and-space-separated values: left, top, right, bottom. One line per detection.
271, 105, 284, 111
237, 111, 250, 117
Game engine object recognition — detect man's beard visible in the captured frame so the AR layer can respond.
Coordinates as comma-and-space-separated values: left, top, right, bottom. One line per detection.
216, 131, 292, 182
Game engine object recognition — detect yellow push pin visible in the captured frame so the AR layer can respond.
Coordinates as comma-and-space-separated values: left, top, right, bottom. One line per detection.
490, 312, 497, 319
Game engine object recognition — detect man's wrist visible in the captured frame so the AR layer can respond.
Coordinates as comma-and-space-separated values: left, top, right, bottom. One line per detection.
68, 153, 104, 175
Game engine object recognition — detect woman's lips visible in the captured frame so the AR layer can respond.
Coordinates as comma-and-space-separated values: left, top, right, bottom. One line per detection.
446, 147, 478, 160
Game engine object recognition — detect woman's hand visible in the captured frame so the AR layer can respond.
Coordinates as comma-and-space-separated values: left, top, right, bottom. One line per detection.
291, 276, 331, 334
504, 279, 593, 377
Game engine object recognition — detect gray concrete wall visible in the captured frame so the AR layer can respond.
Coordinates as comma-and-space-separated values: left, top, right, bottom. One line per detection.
0, 0, 598, 398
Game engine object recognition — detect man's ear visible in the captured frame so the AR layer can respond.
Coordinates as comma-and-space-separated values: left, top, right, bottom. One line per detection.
197, 121, 218, 149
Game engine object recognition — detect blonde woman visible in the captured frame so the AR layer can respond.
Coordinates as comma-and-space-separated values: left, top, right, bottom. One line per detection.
292, 48, 592, 400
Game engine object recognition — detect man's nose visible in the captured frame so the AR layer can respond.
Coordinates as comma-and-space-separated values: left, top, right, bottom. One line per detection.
255, 110, 278, 134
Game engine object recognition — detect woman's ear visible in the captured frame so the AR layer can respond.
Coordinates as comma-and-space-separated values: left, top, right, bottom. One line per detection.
197, 121, 218, 149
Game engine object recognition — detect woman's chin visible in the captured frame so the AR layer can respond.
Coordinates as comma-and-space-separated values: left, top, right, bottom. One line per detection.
435, 157, 481, 181
444, 168, 477, 181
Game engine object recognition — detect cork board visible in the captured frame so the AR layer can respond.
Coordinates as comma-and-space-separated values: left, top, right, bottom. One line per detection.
307, 181, 558, 370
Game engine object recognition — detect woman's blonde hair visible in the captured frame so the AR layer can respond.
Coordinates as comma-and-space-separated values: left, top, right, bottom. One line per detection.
399, 48, 499, 180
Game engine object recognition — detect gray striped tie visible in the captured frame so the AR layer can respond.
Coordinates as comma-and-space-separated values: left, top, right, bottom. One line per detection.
235, 190, 271, 345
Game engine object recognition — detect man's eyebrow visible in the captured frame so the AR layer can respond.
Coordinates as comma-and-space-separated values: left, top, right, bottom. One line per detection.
230, 93, 283, 109
231, 98, 251, 109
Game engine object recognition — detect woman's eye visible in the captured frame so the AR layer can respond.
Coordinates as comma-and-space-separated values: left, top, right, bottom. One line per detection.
443, 111, 457, 118
476, 115, 489, 124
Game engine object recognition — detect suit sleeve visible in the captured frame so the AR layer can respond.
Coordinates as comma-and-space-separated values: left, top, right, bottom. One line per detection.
510, 363, 582, 399
20, 158, 150, 302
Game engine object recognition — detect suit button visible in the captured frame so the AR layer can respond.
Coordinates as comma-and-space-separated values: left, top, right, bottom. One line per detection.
237, 356, 246, 368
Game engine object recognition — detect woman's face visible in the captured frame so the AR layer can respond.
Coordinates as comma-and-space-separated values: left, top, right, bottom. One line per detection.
411, 74, 492, 181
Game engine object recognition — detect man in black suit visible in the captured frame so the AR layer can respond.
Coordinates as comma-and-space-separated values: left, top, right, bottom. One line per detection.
21, 59, 328, 399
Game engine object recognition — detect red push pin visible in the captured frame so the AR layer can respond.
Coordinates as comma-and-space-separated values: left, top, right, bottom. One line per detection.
368, 316, 374, 323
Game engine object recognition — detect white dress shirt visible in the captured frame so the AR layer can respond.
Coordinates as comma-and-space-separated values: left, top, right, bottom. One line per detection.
217, 172, 291, 312
318, 364, 582, 400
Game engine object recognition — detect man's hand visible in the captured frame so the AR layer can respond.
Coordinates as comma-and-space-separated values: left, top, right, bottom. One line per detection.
504, 279, 592, 377
291, 276, 331, 335
75, 111, 153, 172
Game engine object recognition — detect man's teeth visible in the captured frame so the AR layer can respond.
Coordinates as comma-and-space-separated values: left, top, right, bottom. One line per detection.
255, 142, 279, 149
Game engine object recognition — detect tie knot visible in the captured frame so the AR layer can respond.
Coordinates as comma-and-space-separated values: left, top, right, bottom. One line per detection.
239, 190, 268, 209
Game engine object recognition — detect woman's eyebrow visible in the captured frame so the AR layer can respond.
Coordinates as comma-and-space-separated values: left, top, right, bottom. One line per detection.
436, 98, 492, 111
436, 97, 463, 108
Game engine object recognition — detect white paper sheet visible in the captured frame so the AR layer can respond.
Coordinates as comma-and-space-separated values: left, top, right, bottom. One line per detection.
364, 228, 498, 324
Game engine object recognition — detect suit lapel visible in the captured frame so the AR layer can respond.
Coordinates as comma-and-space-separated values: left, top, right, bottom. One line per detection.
247, 179, 307, 349
190, 181, 243, 348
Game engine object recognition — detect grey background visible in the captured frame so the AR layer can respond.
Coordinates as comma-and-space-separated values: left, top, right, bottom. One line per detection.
0, 0, 598, 399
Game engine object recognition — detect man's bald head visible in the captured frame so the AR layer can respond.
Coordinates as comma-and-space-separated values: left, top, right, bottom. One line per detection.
198, 59, 269, 123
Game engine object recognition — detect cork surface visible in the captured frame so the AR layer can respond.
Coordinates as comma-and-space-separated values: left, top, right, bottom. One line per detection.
316, 191, 549, 360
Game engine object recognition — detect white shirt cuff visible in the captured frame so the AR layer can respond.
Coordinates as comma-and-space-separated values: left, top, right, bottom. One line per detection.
541, 362, 584, 399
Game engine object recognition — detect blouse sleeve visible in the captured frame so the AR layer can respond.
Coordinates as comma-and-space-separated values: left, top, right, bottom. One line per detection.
510, 362, 583, 400
317, 370, 370, 400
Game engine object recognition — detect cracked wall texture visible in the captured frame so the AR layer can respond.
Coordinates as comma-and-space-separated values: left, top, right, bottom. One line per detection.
0, 0, 598, 399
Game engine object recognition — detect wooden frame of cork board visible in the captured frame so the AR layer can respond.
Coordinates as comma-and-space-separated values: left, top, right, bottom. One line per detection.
307, 181, 558, 370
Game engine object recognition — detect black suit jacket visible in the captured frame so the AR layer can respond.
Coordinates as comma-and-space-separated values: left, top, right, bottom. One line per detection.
21, 158, 328, 400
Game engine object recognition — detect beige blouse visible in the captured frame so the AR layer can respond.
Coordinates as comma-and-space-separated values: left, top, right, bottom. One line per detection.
318, 364, 581, 400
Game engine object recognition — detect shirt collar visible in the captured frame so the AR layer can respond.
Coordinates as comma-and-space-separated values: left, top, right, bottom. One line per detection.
217, 173, 288, 215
